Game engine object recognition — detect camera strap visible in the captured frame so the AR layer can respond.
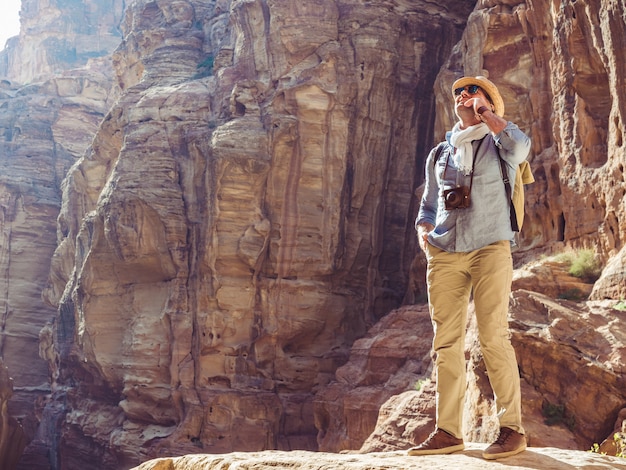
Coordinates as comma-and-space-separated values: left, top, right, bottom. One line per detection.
433, 137, 522, 231
441, 136, 486, 194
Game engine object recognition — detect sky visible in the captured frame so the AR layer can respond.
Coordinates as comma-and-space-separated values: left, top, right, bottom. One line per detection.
0, 0, 21, 50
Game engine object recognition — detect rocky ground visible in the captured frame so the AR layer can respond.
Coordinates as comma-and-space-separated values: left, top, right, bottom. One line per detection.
132, 446, 626, 470
1, 0, 625, 468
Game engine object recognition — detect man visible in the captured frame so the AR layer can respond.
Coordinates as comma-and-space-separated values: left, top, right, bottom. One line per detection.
409, 76, 530, 460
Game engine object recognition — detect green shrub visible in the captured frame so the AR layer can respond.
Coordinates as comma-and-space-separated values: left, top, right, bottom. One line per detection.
554, 249, 602, 283
589, 442, 603, 454
568, 249, 602, 282
614, 300, 626, 311
589, 433, 626, 459
414, 378, 430, 392
615, 432, 626, 458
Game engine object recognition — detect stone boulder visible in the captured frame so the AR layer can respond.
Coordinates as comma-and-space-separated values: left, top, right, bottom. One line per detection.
591, 245, 626, 300
512, 257, 595, 300
314, 305, 434, 452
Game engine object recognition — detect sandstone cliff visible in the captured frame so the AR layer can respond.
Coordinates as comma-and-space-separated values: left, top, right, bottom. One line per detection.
0, 1, 124, 468
34, 0, 477, 467
0, 0, 622, 469
0, 64, 116, 468
0, 0, 125, 84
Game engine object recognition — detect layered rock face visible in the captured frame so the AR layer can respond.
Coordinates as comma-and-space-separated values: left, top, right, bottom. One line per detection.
0, 2, 123, 468
0, 66, 115, 468
314, 305, 435, 452
0, 358, 27, 469
0, 0, 125, 84
34, 0, 475, 467
0, 0, 623, 469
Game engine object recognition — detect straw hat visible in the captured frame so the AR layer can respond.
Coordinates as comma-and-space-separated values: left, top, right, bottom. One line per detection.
451, 75, 505, 117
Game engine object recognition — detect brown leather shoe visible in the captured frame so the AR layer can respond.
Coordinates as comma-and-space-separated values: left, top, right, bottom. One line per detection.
408, 428, 465, 456
482, 427, 527, 460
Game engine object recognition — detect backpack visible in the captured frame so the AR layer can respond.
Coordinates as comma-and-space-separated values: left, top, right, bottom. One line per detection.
501, 159, 534, 231
433, 141, 534, 232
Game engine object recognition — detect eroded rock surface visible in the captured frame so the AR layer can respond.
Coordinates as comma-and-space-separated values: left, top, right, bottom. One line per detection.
33, 0, 476, 466
314, 305, 434, 452
0, 358, 27, 469
130, 447, 626, 470
0, 0, 622, 468
315, 292, 626, 454
0, 3, 121, 468
0, 0, 125, 84
0, 67, 115, 468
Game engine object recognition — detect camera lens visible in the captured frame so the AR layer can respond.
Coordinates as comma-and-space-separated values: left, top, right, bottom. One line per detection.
446, 190, 461, 206
444, 187, 469, 210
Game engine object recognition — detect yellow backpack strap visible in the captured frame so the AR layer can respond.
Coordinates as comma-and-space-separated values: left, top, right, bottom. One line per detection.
494, 143, 535, 232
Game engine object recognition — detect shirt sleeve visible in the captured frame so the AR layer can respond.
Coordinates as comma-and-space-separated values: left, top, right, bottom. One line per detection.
415, 144, 443, 229
493, 122, 531, 166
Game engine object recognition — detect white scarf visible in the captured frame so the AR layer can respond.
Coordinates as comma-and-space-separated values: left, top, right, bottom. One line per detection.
449, 122, 490, 175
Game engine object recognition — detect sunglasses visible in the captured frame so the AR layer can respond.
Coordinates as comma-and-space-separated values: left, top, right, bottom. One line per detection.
454, 85, 481, 96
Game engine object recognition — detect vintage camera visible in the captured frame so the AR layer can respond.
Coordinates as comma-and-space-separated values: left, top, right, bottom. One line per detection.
443, 186, 471, 210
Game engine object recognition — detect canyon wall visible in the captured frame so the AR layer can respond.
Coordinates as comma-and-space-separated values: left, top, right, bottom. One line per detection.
0, 1, 124, 468
0, 0, 125, 84
0, 65, 116, 468
33, 0, 477, 467
0, 0, 623, 469
316, 0, 626, 457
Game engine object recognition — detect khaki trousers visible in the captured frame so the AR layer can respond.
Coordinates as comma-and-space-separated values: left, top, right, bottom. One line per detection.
425, 240, 523, 438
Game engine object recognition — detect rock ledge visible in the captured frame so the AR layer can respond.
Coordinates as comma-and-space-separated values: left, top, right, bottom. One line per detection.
132, 445, 626, 470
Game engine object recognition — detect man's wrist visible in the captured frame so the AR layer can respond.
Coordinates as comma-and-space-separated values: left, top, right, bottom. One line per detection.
477, 106, 492, 123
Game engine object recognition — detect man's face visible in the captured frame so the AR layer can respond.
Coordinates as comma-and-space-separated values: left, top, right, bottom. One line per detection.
453, 85, 491, 117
